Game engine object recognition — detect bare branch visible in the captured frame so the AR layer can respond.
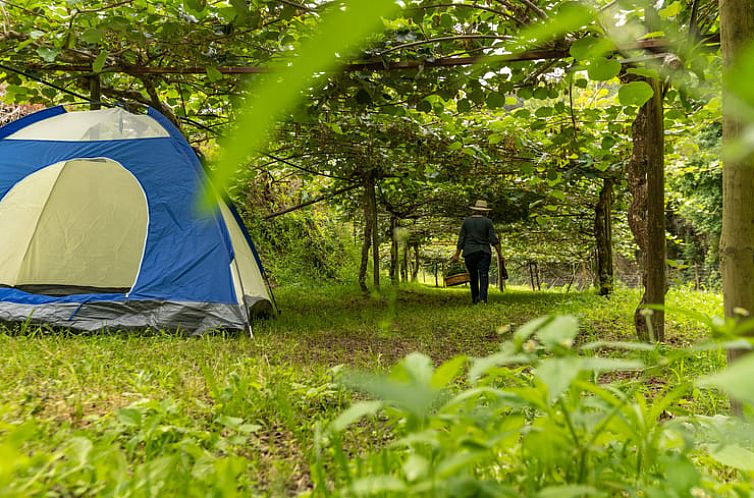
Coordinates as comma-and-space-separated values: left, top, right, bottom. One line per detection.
277, 0, 317, 12
73, 0, 133, 15
379, 34, 513, 55
517, 0, 548, 19
264, 153, 351, 180
23, 37, 714, 75
265, 183, 362, 220
0, 0, 40, 16
406, 2, 519, 22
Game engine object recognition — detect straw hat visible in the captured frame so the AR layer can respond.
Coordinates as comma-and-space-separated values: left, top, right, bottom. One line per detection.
470, 199, 491, 211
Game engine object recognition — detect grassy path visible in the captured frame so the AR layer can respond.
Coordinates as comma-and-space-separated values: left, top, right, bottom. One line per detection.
254, 284, 722, 364
0, 284, 724, 496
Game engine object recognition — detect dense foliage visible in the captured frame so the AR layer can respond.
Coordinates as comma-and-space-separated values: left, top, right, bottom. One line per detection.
5, 0, 754, 495
319, 314, 750, 497
0, 0, 727, 286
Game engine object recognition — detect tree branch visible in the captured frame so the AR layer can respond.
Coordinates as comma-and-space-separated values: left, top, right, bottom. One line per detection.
72, 0, 133, 14
277, 0, 317, 12
517, 0, 548, 19
264, 153, 351, 180
22, 37, 716, 75
688, 0, 701, 42
407, 2, 519, 22
379, 34, 512, 55
0, 0, 42, 16
265, 183, 361, 220
139, 74, 180, 127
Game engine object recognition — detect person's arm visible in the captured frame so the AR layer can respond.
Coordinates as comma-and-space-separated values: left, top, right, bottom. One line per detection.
452, 222, 466, 261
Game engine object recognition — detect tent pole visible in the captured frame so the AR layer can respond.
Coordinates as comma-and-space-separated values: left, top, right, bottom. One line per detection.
263, 274, 280, 315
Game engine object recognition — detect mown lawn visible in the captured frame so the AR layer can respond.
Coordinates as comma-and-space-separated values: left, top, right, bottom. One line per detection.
0, 284, 726, 496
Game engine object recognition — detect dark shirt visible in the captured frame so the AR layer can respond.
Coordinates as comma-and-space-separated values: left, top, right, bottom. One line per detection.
456, 215, 499, 256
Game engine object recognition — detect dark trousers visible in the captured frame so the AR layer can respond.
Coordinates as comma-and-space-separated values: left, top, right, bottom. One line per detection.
464, 251, 492, 303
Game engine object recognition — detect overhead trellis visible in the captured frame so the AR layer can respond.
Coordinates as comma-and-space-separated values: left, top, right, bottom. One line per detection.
0, 0, 724, 341
16, 36, 718, 75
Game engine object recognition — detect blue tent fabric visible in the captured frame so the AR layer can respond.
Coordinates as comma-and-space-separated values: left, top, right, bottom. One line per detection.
0, 106, 271, 332
0, 106, 66, 140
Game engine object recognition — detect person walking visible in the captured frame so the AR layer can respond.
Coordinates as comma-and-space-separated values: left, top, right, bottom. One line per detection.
451, 200, 503, 304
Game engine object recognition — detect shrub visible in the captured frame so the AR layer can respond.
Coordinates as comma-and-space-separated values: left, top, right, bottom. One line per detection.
315, 314, 754, 497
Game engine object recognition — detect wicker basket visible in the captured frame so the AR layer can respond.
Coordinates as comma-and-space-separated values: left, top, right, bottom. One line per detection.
444, 272, 471, 287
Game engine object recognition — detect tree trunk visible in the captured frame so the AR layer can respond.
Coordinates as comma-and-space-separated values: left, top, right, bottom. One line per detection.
497, 253, 506, 292
628, 77, 665, 342
720, 0, 754, 414
594, 177, 615, 296
89, 75, 101, 110
140, 75, 181, 128
529, 262, 536, 291
412, 242, 420, 281
359, 180, 374, 293
645, 78, 666, 342
401, 241, 409, 283
390, 217, 399, 285
368, 175, 380, 289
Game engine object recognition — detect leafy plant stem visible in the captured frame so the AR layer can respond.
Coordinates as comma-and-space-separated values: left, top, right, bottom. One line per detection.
558, 398, 585, 482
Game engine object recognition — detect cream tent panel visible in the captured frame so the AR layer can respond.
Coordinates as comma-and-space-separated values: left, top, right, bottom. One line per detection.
0, 159, 148, 291
5, 108, 170, 141
219, 202, 268, 302
0, 162, 65, 285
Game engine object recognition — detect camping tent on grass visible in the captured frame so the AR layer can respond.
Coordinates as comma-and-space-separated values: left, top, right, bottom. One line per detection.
0, 106, 272, 333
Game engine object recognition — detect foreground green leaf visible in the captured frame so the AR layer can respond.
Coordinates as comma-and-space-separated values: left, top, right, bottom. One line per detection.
619, 81, 655, 107
208, 0, 399, 201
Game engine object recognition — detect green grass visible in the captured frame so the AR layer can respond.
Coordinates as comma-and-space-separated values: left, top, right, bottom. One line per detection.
0, 284, 727, 496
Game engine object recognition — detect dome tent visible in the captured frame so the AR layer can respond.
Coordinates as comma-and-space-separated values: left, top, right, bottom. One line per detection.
0, 105, 272, 333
